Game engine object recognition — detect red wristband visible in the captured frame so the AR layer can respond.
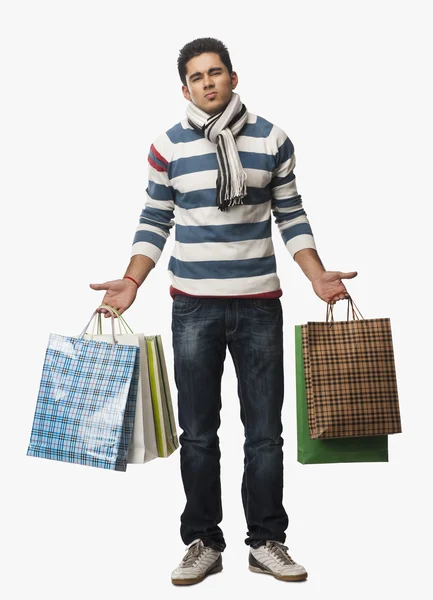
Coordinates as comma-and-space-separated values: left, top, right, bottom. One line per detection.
124, 275, 139, 288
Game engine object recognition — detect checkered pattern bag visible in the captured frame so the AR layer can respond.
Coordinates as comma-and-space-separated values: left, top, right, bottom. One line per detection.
301, 297, 402, 439
27, 309, 140, 471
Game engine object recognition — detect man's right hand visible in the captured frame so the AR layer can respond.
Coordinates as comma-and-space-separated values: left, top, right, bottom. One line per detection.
89, 279, 138, 317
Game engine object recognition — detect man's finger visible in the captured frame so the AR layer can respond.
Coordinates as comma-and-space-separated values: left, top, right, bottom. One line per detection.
339, 271, 358, 279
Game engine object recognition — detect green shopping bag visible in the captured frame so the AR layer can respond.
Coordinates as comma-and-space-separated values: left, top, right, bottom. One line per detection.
295, 325, 388, 464
146, 335, 179, 458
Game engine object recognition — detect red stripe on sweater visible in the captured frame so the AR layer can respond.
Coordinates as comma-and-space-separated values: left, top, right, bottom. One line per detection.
148, 155, 167, 172
151, 144, 169, 167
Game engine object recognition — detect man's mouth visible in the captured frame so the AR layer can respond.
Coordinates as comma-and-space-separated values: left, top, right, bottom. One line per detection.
205, 92, 217, 99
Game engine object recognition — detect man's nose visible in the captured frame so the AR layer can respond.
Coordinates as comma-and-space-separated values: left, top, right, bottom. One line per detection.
203, 75, 214, 89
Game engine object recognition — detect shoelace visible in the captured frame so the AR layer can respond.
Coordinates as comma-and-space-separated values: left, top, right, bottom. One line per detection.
266, 541, 296, 565
181, 540, 210, 567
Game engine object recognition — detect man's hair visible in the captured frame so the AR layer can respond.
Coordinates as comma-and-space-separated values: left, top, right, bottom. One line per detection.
177, 37, 233, 85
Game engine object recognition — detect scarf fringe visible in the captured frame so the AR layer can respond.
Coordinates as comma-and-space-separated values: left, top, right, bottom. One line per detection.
228, 171, 247, 204
218, 171, 247, 211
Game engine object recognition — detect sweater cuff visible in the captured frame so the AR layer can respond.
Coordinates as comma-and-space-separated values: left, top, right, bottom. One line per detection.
131, 242, 162, 265
286, 234, 317, 259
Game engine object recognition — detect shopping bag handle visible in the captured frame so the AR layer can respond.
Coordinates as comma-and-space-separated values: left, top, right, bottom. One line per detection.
94, 307, 129, 336
87, 313, 127, 337
326, 295, 365, 326
97, 304, 135, 334
78, 306, 119, 343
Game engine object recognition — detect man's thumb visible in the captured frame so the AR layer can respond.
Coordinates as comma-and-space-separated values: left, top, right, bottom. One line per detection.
89, 282, 106, 290
340, 271, 358, 279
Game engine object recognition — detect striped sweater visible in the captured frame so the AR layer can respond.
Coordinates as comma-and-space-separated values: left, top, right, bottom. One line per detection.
131, 112, 317, 298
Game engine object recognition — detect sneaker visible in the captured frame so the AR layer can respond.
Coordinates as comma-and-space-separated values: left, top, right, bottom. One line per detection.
171, 539, 223, 586
249, 540, 308, 581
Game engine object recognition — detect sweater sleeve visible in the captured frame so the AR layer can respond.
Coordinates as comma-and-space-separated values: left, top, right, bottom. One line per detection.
131, 135, 175, 265
270, 126, 317, 258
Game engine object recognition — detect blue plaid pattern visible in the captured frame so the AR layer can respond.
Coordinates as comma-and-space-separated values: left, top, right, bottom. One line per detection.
27, 334, 140, 471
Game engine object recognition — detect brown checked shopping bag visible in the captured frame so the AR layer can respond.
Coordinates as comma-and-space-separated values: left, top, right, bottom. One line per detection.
301, 296, 402, 439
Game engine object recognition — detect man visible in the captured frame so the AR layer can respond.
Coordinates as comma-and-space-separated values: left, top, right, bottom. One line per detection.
90, 37, 357, 585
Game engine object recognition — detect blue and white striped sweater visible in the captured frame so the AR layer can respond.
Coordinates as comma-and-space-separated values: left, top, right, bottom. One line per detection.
131, 112, 316, 297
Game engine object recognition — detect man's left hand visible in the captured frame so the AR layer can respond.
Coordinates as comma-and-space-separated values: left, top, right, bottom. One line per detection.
311, 271, 358, 304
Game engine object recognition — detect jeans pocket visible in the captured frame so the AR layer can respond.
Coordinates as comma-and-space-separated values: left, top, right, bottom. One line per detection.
250, 298, 282, 314
173, 295, 202, 317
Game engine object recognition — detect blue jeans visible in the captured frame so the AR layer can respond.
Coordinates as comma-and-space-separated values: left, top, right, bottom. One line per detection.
171, 296, 289, 552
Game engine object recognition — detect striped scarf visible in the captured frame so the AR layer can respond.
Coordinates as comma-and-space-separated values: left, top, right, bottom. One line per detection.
186, 93, 249, 211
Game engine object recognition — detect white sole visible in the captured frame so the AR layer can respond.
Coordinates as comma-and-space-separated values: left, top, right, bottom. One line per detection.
249, 565, 308, 582
172, 562, 223, 586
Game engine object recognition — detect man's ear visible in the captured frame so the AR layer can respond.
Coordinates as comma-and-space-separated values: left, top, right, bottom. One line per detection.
231, 71, 239, 89
182, 84, 191, 101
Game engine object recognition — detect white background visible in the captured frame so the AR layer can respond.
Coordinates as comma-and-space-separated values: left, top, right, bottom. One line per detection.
1, 1, 432, 598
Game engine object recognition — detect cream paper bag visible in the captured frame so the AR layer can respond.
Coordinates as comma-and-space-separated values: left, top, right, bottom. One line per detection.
85, 307, 158, 464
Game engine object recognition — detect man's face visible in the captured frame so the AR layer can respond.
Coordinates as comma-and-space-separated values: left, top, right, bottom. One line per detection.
182, 52, 238, 115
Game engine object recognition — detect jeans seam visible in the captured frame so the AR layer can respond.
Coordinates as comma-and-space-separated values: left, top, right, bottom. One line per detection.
225, 299, 239, 336
230, 346, 250, 522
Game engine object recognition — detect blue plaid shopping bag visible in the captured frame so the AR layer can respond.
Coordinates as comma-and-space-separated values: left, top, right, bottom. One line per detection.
27, 308, 140, 471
